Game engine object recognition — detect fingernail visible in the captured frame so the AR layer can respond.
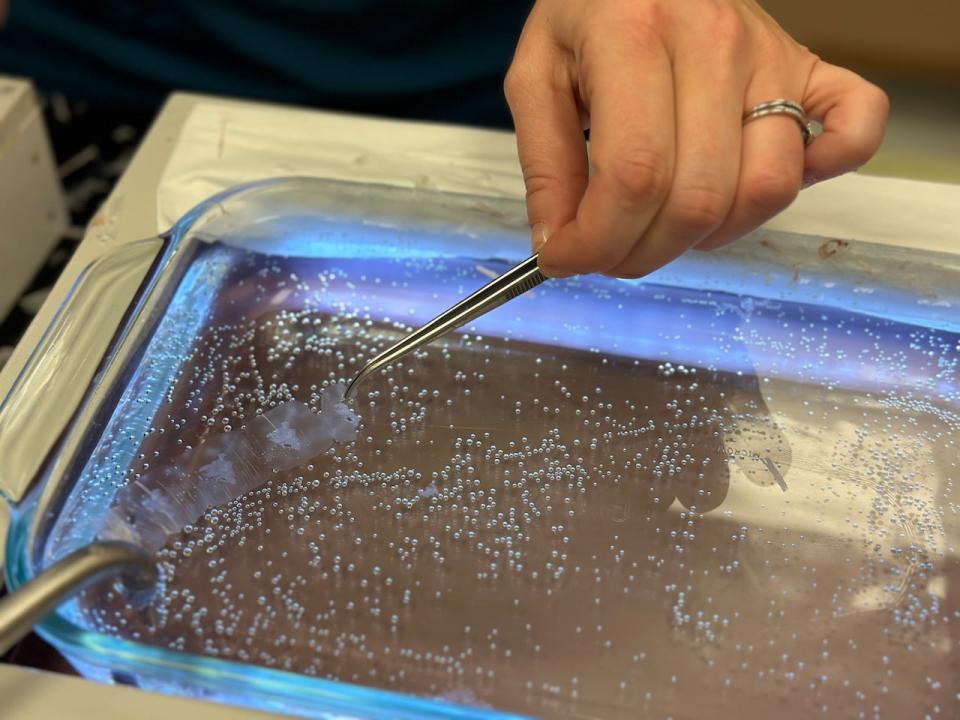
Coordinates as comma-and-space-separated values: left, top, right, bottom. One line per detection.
537, 263, 566, 279
532, 222, 551, 252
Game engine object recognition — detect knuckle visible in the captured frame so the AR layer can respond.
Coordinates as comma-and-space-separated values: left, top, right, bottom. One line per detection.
622, 0, 669, 28
741, 169, 799, 216
706, 1, 747, 49
871, 85, 892, 118
602, 150, 671, 204
522, 168, 588, 200
832, 79, 890, 164
752, 25, 790, 60
669, 183, 731, 236
582, 2, 662, 53
862, 83, 891, 129
503, 64, 531, 105
522, 170, 560, 199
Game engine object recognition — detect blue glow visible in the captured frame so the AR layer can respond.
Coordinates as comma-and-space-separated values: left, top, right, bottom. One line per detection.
220, 219, 527, 264
302, 257, 960, 402
11, 179, 959, 718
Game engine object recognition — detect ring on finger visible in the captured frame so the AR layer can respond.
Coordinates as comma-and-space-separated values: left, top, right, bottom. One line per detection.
743, 99, 823, 146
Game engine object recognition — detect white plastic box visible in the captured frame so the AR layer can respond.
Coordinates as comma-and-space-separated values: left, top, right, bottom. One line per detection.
0, 76, 67, 319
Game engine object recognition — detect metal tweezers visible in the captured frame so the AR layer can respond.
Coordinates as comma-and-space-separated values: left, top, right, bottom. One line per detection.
0, 256, 546, 652
345, 254, 547, 400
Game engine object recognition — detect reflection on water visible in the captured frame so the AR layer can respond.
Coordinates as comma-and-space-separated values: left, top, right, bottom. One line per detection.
60, 246, 959, 718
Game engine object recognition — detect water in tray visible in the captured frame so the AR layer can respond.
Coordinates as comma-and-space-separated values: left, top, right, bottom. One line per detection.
58, 241, 960, 718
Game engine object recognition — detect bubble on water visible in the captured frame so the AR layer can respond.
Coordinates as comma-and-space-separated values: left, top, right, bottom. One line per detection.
98, 385, 359, 554
58, 250, 960, 718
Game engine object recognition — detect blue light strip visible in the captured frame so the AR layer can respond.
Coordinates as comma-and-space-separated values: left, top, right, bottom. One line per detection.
303, 257, 960, 403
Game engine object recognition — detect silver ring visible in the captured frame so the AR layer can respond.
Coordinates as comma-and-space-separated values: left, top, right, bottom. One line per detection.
743, 99, 823, 147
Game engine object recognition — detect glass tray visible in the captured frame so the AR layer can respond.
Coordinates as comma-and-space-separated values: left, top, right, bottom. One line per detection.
1, 178, 958, 719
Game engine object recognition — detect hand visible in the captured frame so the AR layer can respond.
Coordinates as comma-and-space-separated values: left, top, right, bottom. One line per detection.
505, 0, 889, 278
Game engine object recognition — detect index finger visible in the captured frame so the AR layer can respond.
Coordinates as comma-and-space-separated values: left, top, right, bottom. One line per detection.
537, 28, 676, 277
505, 43, 590, 254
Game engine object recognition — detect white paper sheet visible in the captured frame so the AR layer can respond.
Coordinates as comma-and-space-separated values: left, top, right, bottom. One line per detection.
156, 101, 960, 253
155, 102, 526, 231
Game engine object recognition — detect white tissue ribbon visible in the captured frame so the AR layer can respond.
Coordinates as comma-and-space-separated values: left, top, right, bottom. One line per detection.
98, 384, 359, 554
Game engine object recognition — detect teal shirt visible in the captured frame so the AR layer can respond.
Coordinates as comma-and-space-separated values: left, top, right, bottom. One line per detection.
0, 1, 530, 127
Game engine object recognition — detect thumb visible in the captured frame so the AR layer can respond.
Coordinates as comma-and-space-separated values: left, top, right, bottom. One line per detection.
801, 61, 890, 185
504, 56, 588, 257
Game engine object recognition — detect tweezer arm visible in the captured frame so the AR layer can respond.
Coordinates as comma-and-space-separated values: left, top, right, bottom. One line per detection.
0, 542, 157, 656
345, 254, 547, 400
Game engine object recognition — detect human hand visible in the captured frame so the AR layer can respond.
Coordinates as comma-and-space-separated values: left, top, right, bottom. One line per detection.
505, 0, 889, 278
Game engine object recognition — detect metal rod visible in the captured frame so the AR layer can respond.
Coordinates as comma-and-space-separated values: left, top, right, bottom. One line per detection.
0, 541, 157, 656
345, 254, 547, 400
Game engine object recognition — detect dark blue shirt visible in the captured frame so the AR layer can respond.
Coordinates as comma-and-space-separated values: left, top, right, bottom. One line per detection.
0, 1, 530, 127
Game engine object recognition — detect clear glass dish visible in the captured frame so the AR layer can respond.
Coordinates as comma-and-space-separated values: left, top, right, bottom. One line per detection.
1, 178, 958, 719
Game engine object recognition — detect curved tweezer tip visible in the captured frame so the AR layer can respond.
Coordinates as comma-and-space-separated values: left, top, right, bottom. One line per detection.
343, 371, 364, 403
